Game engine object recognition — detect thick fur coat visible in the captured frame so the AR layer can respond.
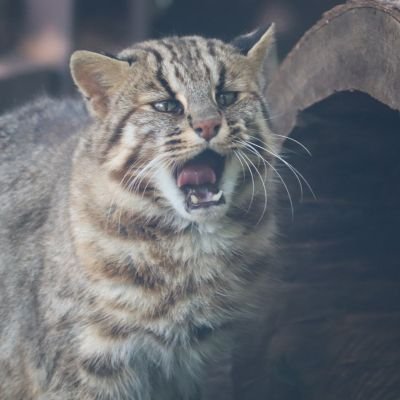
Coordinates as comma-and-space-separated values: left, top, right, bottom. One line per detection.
0, 27, 280, 399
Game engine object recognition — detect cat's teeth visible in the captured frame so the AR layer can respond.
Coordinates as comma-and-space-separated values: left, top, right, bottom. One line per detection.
190, 195, 199, 204
212, 190, 223, 202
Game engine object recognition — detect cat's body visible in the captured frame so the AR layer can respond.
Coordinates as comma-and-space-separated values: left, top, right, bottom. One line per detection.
0, 28, 279, 399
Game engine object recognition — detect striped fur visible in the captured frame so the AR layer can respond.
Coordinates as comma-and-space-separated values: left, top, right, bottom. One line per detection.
0, 26, 279, 399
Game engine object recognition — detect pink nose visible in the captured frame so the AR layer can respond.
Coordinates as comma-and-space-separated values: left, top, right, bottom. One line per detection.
193, 118, 221, 141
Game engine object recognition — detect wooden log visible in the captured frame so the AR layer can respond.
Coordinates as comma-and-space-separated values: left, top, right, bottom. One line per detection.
255, 89, 400, 400
233, 2, 400, 399
267, 0, 400, 138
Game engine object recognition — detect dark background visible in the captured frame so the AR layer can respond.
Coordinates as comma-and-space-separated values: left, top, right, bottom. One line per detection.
0, 0, 342, 110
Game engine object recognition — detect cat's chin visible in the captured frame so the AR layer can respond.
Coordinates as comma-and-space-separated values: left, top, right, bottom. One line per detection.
179, 200, 230, 223
166, 182, 230, 223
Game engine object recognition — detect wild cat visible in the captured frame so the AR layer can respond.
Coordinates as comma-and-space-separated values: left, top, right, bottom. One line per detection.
0, 25, 282, 399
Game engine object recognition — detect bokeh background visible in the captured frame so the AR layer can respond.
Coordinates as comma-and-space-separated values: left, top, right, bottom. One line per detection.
0, 0, 342, 111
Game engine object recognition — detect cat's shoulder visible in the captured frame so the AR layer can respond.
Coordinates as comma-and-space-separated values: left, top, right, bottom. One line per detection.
0, 96, 90, 232
0, 96, 90, 185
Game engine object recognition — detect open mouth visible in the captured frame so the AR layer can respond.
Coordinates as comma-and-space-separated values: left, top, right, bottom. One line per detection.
175, 149, 226, 210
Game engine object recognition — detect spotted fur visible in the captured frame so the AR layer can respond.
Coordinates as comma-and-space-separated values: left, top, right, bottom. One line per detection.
0, 26, 279, 399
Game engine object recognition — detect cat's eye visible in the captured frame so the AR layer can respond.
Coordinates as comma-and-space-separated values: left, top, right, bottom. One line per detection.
152, 99, 183, 114
216, 92, 238, 107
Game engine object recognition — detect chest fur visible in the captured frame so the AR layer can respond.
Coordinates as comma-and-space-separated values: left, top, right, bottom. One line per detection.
72, 226, 241, 399
75, 220, 245, 322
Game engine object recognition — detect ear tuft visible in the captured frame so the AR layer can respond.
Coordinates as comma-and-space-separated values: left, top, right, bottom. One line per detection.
232, 24, 277, 91
70, 51, 130, 118
231, 24, 274, 56
246, 23, 275, 60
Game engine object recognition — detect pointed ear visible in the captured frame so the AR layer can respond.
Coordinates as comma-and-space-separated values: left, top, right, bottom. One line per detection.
70, 51, 130, 118
232, 24, 277, 91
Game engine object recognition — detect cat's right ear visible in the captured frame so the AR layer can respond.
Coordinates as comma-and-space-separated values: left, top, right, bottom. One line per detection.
70, 51, 130, 118
231, 24, 278, 91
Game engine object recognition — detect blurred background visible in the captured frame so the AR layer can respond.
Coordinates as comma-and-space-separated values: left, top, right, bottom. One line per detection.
0, 0, 343, 111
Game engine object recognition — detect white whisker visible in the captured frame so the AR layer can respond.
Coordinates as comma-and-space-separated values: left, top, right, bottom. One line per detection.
105, 159, 145, 230
126, 154, 166, 194
235, 139, 294, 218
271, 133, 312, 156
233, 150, 255, 212
236, 148, 268, 225
233, 150, 246, 182
246, 136, 315, 201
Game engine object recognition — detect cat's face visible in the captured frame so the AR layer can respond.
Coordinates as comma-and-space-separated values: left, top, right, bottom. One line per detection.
71, 27, 277, 224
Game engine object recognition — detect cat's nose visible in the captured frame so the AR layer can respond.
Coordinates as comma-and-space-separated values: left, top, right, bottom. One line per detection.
193, 118, 221, 141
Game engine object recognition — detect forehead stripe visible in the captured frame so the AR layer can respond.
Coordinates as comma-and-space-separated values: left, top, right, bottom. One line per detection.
159, 40, 179, 64
156, 66, 176, 99
206, 40, 217, 57
138, 46, 163, 64
216, 64, 226, 93
138, 45, 176, 98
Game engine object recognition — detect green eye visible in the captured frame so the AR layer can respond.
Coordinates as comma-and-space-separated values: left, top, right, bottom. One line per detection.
216, 92, 238, 107
152, 99, 183, 114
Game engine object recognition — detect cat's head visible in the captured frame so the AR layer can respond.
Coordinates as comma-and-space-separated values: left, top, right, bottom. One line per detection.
70, 26, 278, 225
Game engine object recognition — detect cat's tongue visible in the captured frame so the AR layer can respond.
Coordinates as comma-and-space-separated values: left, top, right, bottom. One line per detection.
177, 164, 224, 208
177, 165, 216, 188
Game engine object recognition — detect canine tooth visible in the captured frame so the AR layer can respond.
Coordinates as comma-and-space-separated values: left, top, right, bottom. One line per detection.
212, 190, 223, 202
190, 195, 199, 204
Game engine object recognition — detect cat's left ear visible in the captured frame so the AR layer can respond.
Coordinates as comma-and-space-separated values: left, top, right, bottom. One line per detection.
232, 24, 277, 91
